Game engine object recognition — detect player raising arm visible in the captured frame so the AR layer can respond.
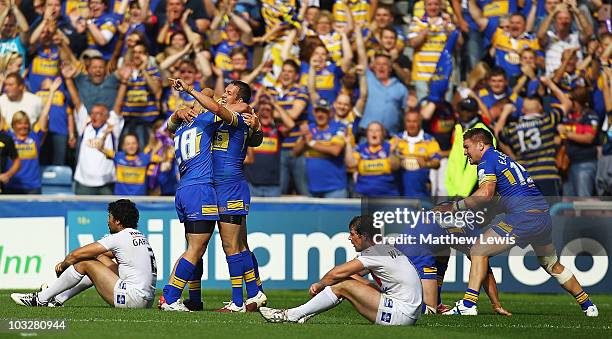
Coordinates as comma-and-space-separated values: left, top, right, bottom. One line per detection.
260, 216, 423, 326
11, 200, 157, 309
434, 128, 597, 317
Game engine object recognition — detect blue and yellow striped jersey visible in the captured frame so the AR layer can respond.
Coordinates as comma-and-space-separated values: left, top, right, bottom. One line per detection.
501, 108, 562, 181
6, 126, 45, 190
353, 141, 398, 196
299, 61, 343, 116
477, 147, 549, 213
333, 0, 371, 29
484, 23, 543, 79
28, 47, 60, 93
212, 111, 250, 185
122, 67, 161, 122
304, 121, 347, 193
86, 13, 118, 60
266, 85, 309, 149
114, 151, 153, 196
407, 16, 449, 81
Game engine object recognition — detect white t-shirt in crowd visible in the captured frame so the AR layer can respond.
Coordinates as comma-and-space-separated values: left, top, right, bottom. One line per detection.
0, 92, 42, 127
97, 228, 157, 300
356, 244, 423, 319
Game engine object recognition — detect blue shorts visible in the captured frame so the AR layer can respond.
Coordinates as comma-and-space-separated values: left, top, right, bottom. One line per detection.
175, 184, 219, 222
215, 180, 250, 215
491, 212, 552, 248
408, 255, 437, 280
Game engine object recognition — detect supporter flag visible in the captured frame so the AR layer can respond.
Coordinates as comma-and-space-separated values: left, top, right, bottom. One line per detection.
427, 29, 460, 103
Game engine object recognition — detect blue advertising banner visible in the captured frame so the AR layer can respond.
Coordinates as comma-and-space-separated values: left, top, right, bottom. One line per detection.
0, 198, 610, 293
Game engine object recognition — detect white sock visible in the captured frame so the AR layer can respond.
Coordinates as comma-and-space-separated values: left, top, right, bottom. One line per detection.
38, 266, 84, 302
54, 275, 94, 304
286, 286, 340, 321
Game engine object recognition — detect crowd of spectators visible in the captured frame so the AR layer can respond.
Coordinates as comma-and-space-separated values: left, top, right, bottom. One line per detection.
0, 0, 610, 199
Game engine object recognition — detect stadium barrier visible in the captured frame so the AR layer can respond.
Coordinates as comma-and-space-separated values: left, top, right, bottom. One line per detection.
0, 196, 609, 293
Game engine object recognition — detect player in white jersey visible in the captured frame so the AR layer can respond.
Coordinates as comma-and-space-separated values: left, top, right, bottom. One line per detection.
11, 199, 157, 309
260, 216, 423, 326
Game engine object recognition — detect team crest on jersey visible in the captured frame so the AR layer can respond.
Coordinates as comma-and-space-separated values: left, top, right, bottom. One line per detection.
380, 312, 392, 323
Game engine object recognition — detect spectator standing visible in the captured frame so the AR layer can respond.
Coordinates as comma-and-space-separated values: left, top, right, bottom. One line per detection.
558, 87, 600, 197
119, 41, 162, 147
347, 121, 399, 197
85, 0, 118, 60
266, 60, 310, 195
408, 0, 460, 101
0, 1, 29, 74
245, 99, 294, 197
294, 99, 347, 198
0, 73, 43, 127
359, 53, 408, 136
392, 110, 441, 198
4, 78, 58, 194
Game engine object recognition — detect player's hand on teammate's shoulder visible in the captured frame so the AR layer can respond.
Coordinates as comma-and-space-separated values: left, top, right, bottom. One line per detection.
431, 201, 455, 213
175, 107, 198, 123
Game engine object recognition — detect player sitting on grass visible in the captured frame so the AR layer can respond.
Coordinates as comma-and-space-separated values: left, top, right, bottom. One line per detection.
260, 216, 423, 326
11, 199, 157, 309
434, 128, 598, 316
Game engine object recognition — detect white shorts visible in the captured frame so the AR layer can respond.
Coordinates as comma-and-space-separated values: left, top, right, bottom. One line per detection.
375, 295, 417, 326
113, 279, 153, 309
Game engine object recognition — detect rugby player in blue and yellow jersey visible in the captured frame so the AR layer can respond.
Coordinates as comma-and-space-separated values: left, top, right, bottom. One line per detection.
158, 79, 249, 312
436, 128, 598, 317
209, 81, 267, 313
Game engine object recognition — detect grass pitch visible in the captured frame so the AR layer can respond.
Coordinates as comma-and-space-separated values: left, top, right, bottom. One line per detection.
0, 290, 610, 338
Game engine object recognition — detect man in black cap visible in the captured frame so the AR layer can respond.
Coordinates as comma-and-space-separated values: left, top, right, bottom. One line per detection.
293, 99, 348, 198
445, 97, 496, 198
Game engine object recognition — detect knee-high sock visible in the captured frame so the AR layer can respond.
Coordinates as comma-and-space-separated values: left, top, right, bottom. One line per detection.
286, 286, 340, 321
227, 253, 244, 307
250, 251, 264, 292
163, 257, 196, 304
188, 259, 203, 302
241, 251, 259, 299
54, 275, 94, 304
38, 266, 84, 302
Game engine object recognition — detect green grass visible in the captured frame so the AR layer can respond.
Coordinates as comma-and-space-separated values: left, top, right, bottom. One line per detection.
0, 290, 610, 338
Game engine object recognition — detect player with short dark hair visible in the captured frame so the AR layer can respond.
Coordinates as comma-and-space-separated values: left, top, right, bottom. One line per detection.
260, 216, 423, 325
158, 79, 251, 311
435, 128, 598, 317
11, 199, 157, 309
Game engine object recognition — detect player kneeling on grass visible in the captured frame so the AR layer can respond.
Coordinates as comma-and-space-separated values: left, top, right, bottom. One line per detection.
11, 199, 157, 309
260, 216, 423, 325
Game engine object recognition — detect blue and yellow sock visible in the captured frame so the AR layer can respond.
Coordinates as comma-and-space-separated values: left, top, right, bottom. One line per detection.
462, 288, 480, 308
163, 258, 196, 304
241, 251, 259, 299
187, 259, 203, 302
250, 251, 264, 292
574, 290, 594, 310
227, 253, 244, 307
436, 261, 447, 306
